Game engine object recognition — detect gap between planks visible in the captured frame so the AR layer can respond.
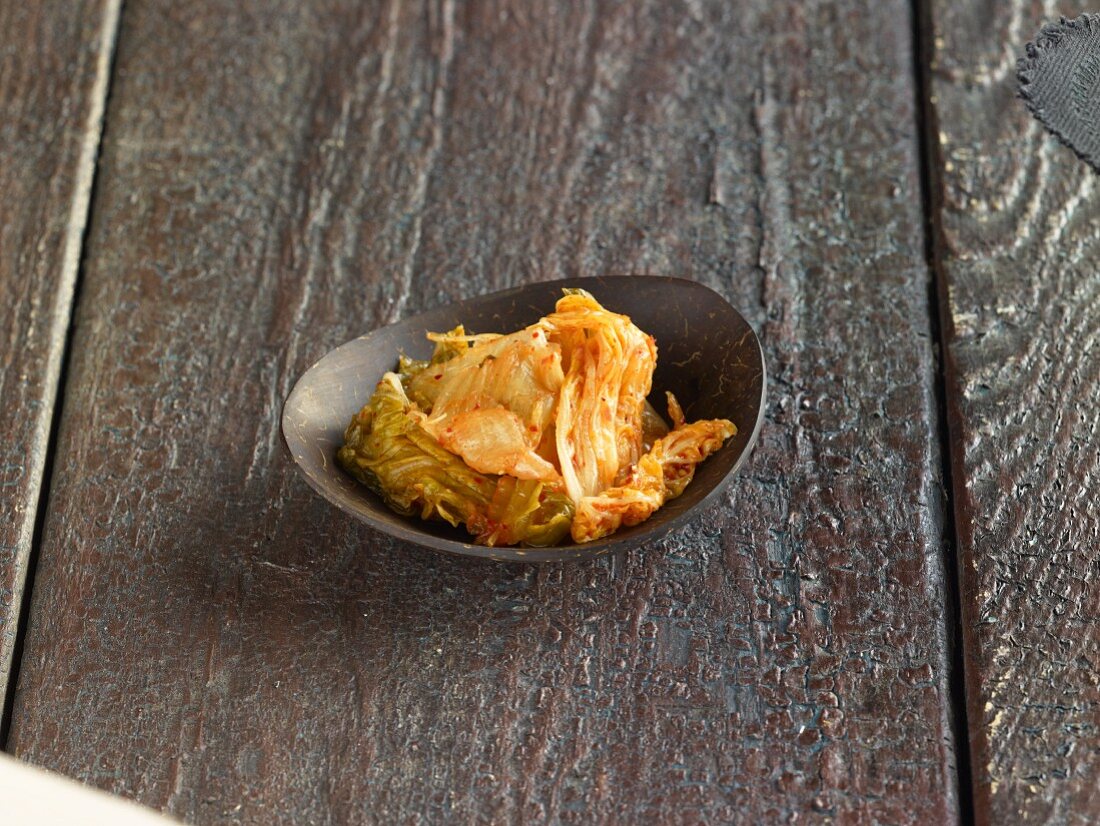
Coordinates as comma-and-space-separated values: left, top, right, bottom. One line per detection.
0, 0, 125, 748
911, 0, 976, 822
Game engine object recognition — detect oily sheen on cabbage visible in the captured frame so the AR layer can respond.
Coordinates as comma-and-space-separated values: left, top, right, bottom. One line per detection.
336, 290, 735, 546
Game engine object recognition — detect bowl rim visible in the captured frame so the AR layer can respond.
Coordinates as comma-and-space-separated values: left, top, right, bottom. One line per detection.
281, 275, 767, 562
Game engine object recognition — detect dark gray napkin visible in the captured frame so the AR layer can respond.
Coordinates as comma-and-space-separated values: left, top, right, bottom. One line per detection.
1018, 14, 1100, 172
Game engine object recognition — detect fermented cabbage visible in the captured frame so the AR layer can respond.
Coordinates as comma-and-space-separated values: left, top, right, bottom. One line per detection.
336, 290, 735, 546
337, 373, 573, 547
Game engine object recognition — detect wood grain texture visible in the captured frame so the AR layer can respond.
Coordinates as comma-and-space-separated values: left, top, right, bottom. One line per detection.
928, 0, 1100, 822
10, 0, 957, 822
0, 0, 120, 712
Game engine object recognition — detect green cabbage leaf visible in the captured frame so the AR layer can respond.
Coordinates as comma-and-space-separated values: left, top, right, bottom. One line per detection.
337, 372, 572, 547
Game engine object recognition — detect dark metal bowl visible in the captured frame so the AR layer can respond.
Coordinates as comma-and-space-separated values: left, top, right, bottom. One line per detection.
281, 276, 766, 562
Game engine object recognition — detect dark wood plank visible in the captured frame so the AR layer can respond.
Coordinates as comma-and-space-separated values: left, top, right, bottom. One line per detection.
0, 1, 120, 713
927, 0, 1100, 822
10, 0, 957, 821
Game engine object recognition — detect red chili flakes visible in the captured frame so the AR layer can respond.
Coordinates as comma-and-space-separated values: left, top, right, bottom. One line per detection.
528, 424, 539, 433
434, 373, 442, 380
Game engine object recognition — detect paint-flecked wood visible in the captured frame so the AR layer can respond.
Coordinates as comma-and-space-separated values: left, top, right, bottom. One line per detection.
928, 1, 1100, 822
11, 0, 957, 822
0, 1, 120, 713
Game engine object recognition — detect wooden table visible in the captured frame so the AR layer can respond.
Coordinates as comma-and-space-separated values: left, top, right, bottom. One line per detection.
2, 1, 1098, 823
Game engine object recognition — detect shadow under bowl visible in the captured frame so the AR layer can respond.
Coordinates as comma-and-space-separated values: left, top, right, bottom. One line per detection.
282, 275, 766, 562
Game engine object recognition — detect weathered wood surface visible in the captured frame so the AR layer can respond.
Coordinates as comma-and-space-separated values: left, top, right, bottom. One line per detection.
0, 1, 120, 716
10, 0, 957, 822
928, 0, 1100, 822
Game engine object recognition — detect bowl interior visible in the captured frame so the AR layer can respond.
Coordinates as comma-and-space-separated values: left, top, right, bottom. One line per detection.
282, 276, 765, 562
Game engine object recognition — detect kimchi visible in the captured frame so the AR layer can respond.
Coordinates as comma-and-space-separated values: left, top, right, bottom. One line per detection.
337, 290, 735, 546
